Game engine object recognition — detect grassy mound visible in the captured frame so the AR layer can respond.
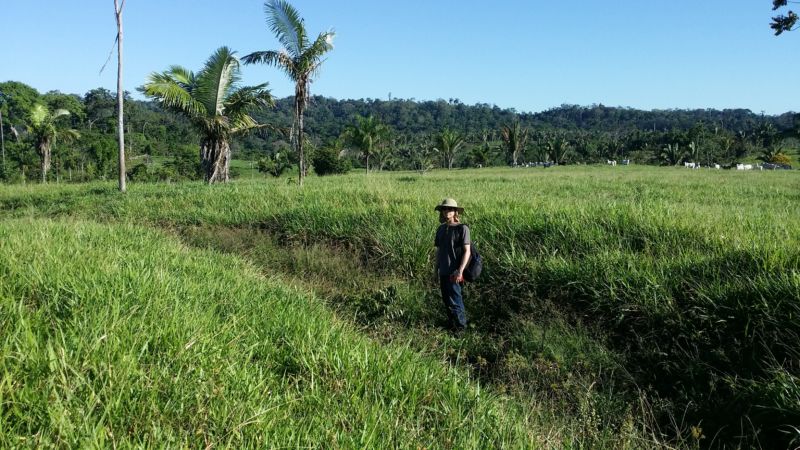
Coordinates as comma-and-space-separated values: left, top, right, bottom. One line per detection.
0, 219, 539, 448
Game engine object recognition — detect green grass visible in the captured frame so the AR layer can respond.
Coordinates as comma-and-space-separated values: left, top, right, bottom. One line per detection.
1, 164, 798, 447
229, 158, 264, 180
0, 219, 546, 448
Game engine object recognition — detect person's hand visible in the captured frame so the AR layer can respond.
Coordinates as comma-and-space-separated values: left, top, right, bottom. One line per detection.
450, 272, 465, 283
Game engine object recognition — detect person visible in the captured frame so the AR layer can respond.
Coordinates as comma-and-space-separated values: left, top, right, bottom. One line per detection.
434, 198, 471, 332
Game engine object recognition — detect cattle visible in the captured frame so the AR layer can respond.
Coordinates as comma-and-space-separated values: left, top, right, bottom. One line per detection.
607, 160, 617, 166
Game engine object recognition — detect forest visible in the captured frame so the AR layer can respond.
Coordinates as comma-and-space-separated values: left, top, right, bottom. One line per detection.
0, 79, 797, 183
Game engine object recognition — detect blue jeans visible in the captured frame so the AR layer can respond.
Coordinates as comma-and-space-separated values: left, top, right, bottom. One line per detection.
439, 276, 467, 330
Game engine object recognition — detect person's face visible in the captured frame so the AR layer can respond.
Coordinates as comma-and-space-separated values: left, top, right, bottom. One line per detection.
438, 208, 455, 223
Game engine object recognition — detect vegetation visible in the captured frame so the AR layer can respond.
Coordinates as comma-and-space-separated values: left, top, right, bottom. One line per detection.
0, 218, 541, 448
27, 104, 80, 183
1, 79, 797, 184
1, 166, 798, 448
257, 152, 292, 177
771, 0, 798, 34
500, 121, 528, 166
141, 47, 274, 183
435, 128, 465, 170
344, 114, 390, 172
311, 140, 351, 176
0, 3, 797, 448
243, 0, 335, 186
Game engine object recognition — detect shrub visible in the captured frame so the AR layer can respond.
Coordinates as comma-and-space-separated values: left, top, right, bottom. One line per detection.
312, 145, 351, 176
257, 153, 292, 177
771, 152, 793, 165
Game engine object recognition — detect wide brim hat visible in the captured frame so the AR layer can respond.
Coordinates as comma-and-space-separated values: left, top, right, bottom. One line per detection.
434, 198, 464, 213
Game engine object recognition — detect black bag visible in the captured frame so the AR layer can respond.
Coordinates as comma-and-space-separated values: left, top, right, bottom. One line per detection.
460, 224, 483, 282
463, 244, 483, 282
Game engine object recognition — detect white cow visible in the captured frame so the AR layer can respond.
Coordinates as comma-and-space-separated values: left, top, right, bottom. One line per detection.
684, 162, 696, 169
607, 160, 617, 166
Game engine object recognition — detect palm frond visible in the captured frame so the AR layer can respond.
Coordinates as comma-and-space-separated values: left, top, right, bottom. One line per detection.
29, 104, 48, 127
224, 84, 274, 117
265, 0, 307, 56
196, 47, 241, 117
52, 109, 71, 120
166, 66, 196, 91
300, 31, 334, 79
304, 31, 335, 63
241, 50, 297, 79
143, 71, 206, 118
57, 128, 81, 145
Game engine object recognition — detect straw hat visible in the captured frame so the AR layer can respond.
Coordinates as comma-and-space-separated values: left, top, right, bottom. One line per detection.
434, 198, 464, 213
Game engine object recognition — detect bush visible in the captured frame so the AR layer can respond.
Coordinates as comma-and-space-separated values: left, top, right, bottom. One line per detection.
127, 163, 180, 182
312, 146, 351, 176
165, 145, 203, 180
771, 152, 793, 165
257, 153, 292, 177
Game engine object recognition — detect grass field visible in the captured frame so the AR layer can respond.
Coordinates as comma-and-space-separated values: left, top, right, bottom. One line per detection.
1, 164, 798, 448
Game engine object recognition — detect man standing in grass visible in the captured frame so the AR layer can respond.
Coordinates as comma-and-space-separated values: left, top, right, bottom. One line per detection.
434, 198, 472, 332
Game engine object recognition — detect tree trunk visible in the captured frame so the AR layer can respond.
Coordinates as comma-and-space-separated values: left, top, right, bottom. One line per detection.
202, 138, 230, 183
0, 110, 5, 173
39, 142, 51, 183
295, 85, 306, 186
114, 0, 126, 192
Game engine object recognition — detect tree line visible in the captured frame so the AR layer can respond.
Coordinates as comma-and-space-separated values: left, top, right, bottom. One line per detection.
1, 80, 797, 183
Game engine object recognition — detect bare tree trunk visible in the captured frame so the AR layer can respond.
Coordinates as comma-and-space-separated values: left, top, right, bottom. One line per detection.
295, 87, 305, 186
114, 0, 127, 192
0, 110, 5, 173
202, 138, 230, 183
39, 143, 51, 183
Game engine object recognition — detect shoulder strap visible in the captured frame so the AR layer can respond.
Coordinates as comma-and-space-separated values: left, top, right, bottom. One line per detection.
458, 223, 470, 246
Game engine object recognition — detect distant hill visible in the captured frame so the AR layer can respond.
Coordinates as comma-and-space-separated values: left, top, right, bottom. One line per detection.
250, 96, 797, 143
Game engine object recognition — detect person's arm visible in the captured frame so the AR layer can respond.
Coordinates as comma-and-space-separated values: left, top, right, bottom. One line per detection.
434, 227, 441, 279
453, 225, 471, 282
454, 244, 471, 282
434, 247, 440, 278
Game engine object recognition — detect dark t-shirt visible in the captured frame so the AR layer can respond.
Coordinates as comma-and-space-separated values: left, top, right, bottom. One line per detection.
435, 223, 471, 276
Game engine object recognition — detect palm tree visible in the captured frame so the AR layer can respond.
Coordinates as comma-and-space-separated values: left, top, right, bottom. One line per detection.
547, 134, 571, 164
28, 104, 80, 183
720, 135, 734, 162
344, 114, 389, 173
243, 0, 334, 186
141, 47, 274, 183
435, 128, 465, 170
758, 143, 782, 162
660, 143, 685, 166
688, 140, 700, 163
500, 121, 528, 166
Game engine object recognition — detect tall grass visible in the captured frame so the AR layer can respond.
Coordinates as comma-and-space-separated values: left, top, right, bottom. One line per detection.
1, 165, 798, 446
0, 219, 550, 447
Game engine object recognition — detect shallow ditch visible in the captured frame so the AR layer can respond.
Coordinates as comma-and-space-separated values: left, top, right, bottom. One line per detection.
169, 224, 654, 443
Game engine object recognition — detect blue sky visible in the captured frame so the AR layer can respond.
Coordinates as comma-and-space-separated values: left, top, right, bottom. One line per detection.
3, 1, 798, 114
